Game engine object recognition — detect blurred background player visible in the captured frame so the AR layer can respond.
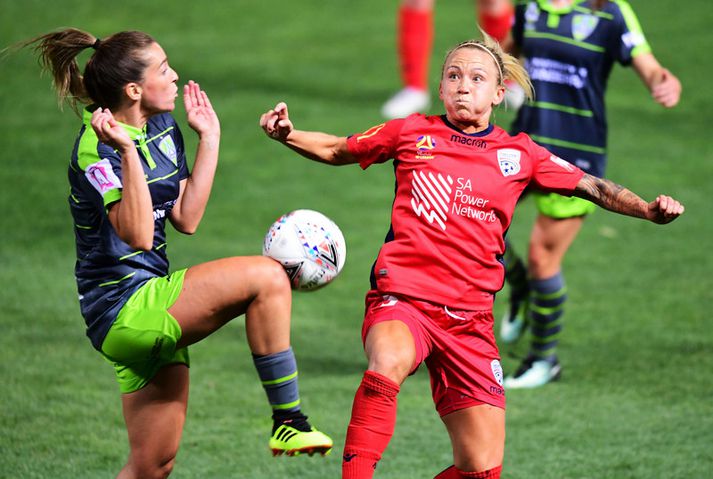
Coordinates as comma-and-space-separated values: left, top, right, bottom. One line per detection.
261, 34, 683, 479
25, 28, 331, 478
497, 0, 682, 389
381, 0, 521, 119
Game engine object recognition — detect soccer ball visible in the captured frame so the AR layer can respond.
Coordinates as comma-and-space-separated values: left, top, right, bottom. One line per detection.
262, 209, 347, 291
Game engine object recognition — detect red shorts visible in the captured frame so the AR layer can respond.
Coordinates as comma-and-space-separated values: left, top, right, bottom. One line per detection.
362, 290, 505, 416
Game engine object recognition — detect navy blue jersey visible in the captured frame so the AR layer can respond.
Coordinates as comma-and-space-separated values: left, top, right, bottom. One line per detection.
511, 0, 651, 177
68, 108, 189, 350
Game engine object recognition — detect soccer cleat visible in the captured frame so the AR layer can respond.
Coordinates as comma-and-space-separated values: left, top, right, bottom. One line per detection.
269, 420, 333, 457
503, 355, 561, 389
499, 296, 528, 344
381, 87, 431, 119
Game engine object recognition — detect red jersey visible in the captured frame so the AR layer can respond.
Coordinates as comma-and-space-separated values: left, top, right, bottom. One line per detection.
346, 114, 585, 310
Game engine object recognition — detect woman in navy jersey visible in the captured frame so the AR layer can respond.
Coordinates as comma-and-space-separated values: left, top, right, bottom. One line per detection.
261, 33, 682, 479
496, 0, 682, 389
26, 28, 331, 478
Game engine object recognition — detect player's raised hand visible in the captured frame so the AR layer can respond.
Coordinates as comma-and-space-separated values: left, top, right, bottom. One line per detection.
90, 107, 134, 151
184, 80, 220, 138
260, 102, 293, 142
646, 195, 684, 224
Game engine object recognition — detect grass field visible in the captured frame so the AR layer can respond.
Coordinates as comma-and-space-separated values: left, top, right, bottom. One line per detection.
1, 1, 712, 477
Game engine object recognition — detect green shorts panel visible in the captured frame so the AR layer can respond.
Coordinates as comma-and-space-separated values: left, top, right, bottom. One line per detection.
534, 192, 596, 219
101, 269, 189, 394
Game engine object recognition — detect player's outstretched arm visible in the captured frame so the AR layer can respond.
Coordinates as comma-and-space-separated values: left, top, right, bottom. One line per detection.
260, 102, 357, 166
574, 173, 684, 224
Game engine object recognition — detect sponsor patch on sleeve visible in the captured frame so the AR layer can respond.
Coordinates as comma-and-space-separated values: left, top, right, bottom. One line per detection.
85, 158, 123, 196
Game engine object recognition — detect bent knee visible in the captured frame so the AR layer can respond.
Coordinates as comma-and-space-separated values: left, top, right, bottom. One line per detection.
368, 352, 413, 384
251, 256, 291, 292
129, 455, 176, 479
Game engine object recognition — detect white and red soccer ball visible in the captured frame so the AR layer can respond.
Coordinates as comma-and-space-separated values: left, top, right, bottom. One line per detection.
263, 209, 347, 291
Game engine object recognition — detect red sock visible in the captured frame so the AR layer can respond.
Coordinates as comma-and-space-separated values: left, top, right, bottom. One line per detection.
434, 465, 503, 479
398, 5, 433, 90
478, 3, 514, 43
342, 371, 400, 479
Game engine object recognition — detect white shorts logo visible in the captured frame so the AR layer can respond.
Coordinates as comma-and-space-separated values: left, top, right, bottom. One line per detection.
497, 149, 521, 177
491, 359, 504, 386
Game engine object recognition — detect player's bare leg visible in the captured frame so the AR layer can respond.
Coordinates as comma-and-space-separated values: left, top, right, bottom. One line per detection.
169, 256, 332, 456
438, 404, 505, 478
117, 364, 189, 479
505, 215, 585, 389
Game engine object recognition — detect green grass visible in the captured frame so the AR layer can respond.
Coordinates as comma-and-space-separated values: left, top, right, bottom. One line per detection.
1, 0, 712, 477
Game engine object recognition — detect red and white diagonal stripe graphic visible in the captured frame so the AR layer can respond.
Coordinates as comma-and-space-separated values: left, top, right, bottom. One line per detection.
410, 170, 453, 230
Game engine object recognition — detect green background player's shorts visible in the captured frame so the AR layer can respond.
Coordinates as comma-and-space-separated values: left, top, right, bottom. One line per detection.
534, 191, 596, 219
101, 269, 190, 394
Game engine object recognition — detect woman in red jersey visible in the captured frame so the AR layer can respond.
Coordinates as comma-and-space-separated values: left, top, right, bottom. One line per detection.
260, 34, 683, 479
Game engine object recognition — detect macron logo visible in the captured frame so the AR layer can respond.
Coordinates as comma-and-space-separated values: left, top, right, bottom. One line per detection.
410, 169, 453, 231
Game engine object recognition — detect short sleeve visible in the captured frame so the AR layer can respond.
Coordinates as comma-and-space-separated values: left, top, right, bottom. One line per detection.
611, 0, 652, 65
79, 140, 124, 208
527, 137, 585, 195
346, 118, 405, 169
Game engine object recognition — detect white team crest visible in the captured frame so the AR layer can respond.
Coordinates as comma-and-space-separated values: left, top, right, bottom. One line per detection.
572, 14, 599, 41
158, 136, 178, 166
497, 149, 521, 177
549, 155, 575, 171
410, 169, 454, 231
491, 359, 504, 386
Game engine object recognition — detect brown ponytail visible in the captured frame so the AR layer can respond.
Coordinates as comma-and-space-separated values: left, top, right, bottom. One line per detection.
24, 28, 96, 113
24, 28, 155, 114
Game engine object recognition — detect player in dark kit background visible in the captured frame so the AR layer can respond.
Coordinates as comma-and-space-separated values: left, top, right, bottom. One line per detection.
495, 0, 682, 389
261, 32, 683, 478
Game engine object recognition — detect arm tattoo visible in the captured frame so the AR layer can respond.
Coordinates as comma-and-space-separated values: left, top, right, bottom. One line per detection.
575, 174, 648, 219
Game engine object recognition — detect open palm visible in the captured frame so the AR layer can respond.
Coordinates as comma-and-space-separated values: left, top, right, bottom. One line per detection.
184, 80, 220, 137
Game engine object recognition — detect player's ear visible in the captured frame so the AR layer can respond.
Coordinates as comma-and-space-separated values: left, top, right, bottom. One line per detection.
438, 81, 444, 102
124, 82, 142, 101
492, 84, 506, 107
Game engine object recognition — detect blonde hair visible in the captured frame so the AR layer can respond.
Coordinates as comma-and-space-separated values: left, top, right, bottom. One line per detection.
442, 30, 534, 103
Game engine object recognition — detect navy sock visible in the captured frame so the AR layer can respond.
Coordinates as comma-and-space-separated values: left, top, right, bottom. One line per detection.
528, 272, 567, 361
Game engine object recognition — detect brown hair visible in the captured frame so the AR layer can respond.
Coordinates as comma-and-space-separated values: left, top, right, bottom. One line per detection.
442, 31, 535, 104
24, 28, 155, 113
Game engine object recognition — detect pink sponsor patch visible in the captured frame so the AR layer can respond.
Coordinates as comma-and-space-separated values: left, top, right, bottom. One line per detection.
85, 158, 122, 196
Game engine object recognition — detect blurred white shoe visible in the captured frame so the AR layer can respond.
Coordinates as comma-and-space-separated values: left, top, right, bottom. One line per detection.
499, 302, 527, 344
504, 355, 561, 389
381, 87, 430, 119
503, 79, 526, 110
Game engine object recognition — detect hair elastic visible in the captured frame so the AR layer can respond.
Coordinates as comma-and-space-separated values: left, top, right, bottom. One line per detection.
92, 38, 101, 50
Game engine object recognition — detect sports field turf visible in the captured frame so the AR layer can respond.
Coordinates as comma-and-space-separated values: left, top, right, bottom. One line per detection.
1, 1, 712, 477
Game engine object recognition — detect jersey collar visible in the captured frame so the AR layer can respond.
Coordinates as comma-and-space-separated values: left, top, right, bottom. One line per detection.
83, 107, 157, 169
440, 115, 494, 137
